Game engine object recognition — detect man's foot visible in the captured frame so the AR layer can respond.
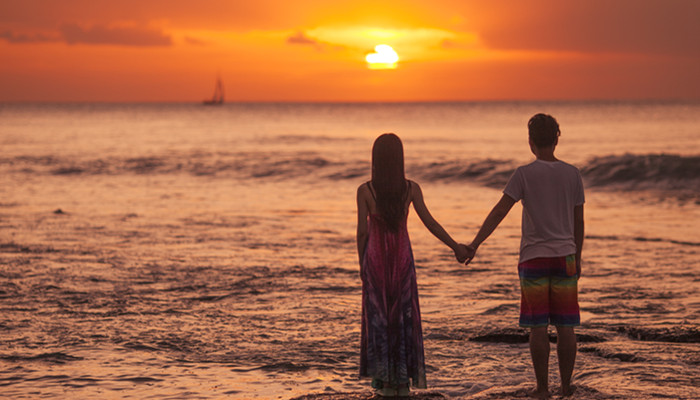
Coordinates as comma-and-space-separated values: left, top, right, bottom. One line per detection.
397, 384, 410, 397
528, 387, 551, 399
561, 385, 576, 397
375, 387, 397, 397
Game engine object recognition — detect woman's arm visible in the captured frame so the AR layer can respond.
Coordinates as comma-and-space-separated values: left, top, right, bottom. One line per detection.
356, 184, 370, 269
411, 181, 462, 254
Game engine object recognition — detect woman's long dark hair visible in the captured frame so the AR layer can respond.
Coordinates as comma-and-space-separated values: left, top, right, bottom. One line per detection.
371, 133, 408, 231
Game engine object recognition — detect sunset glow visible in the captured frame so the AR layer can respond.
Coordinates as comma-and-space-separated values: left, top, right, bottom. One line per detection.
0, 0, 698, 102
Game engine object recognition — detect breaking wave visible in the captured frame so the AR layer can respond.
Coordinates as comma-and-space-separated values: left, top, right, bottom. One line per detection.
581, 154, 700, 191
2, 152, 698, 197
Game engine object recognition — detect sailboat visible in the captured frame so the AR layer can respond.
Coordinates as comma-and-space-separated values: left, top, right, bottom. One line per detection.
203, 77, 224, 105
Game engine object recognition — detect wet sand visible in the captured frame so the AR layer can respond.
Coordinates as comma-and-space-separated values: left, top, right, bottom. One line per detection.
290, 391, 447, 400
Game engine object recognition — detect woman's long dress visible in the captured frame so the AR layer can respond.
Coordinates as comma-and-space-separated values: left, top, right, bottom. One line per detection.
360, 210, 427, 389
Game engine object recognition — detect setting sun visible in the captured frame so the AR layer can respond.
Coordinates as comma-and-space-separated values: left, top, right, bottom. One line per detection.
365, 44, 399, 69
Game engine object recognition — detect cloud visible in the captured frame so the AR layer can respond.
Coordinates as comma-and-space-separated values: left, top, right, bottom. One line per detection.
0, 23, 173, 47
285, 30, 345, 52
306, 26, 458, 51
0, 31, 58, 43
184, 36, 208, 46
60, 23, 172, 46
287, 31, 319, 46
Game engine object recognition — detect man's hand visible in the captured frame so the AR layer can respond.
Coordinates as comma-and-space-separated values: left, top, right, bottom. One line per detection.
454, 243, 476, 264
576, 258, 582, 277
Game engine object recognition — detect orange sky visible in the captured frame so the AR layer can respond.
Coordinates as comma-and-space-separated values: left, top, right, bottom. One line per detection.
1, 0, 699, 102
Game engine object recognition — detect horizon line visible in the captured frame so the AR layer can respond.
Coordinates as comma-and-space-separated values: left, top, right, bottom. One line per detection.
2, 97, 700, 105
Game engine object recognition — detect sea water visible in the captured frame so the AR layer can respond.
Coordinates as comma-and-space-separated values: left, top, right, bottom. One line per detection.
0, 102, 699, 399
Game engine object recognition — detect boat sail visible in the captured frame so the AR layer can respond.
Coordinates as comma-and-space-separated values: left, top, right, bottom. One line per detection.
203, 77, 224, 105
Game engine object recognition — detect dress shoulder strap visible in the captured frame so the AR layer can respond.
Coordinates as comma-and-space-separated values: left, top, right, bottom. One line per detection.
366, 181, 377, 200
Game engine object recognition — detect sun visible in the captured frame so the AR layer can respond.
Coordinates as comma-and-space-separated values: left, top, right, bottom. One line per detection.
365, 44, 399, 70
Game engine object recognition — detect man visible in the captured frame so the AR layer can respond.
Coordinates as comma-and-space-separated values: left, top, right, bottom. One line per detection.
465, 113, 585, 398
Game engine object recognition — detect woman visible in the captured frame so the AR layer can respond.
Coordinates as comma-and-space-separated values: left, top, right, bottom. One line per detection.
357, 133, 467, 397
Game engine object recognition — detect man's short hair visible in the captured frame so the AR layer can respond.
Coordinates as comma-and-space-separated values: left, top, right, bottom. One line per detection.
528, 113, 560, 147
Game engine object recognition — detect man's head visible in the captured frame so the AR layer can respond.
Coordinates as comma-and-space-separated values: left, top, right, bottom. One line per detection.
528, 113, 560, 148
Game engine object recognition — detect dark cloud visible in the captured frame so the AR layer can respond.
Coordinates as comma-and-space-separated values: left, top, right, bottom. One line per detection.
286, 31, 345, 53
286, 31, 319, 46
0, 30, 57, 43
0, 24, 172, 47
60, 23, 172, 46
184, 36, 208, 46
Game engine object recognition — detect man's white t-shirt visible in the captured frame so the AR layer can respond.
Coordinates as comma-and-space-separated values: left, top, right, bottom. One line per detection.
503, 160, 585, 263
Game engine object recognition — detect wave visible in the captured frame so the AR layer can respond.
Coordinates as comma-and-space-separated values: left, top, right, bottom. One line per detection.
0, 352, 83, 364
0, 242, 60, 254
586, 234, 700, 247
406, 153, 700, 194
468, 327, 608, 344
406, 158, 516, 188
2, 152, 698, 197
579, 346, 644, 362
615, 326, 700, 343
581, 154, 700, 191
0, 152, 515, 188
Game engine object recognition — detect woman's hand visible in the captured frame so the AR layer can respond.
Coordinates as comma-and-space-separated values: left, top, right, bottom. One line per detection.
454, 243, 476, 264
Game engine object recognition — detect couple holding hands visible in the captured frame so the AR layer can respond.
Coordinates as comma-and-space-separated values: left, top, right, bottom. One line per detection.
356, 114, 585, 399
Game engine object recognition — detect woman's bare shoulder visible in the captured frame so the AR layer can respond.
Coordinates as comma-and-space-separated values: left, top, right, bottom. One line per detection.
357, 181, 371, 197
407, 179, 422, 194
407, 179, 420, 187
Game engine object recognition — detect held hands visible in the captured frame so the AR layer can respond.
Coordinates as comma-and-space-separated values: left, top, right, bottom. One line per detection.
454, 243, 476, 265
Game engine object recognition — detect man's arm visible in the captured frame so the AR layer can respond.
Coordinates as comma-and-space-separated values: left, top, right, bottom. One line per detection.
468, 194, 516, 251
574, 204, 584, 276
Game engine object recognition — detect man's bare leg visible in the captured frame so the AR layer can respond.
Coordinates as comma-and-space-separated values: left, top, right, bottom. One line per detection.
529, 326, 551, 398
555, 326, 577, 396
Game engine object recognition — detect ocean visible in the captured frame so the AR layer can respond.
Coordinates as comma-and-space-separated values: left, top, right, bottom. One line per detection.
1, 101, 698, 399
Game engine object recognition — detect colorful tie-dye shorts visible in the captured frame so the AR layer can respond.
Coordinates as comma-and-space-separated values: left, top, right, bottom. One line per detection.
517, 254, 580, 327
